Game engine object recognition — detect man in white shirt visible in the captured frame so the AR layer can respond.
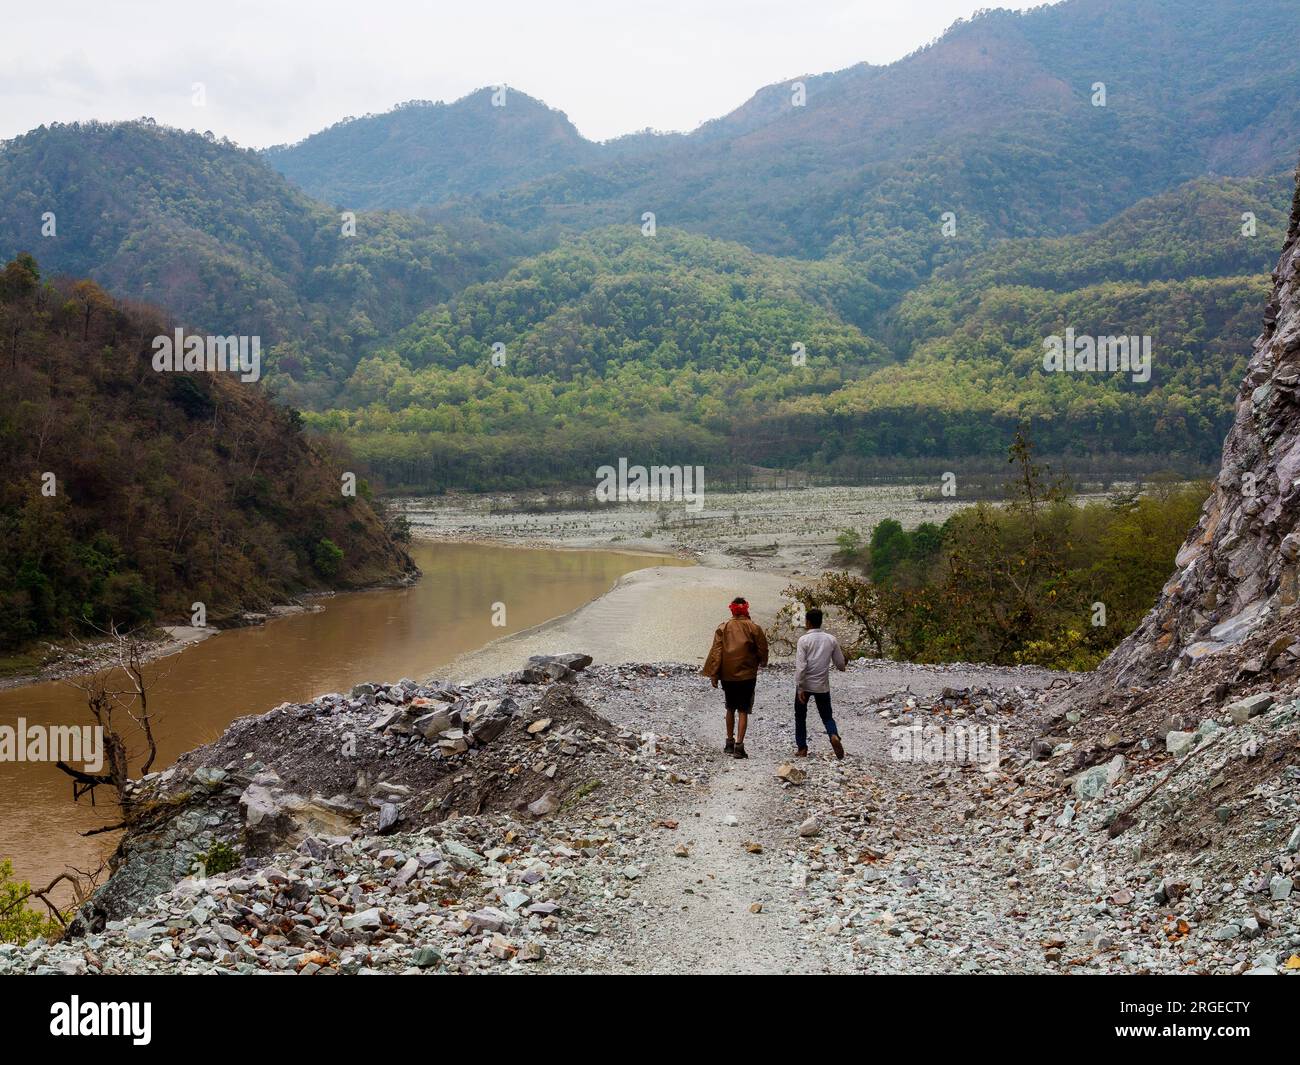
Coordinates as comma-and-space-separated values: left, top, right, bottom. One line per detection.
793, 607, 846, 759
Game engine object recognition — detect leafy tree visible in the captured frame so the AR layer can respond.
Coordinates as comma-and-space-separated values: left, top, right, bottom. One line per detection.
786, 433, 1208, 669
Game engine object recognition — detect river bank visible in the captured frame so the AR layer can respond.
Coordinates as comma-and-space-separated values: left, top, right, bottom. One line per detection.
401, 483, 969, 573
443, 564, 794, 682
410, 485, 931, 684
0, 542, 681, 899
2, 615, 271, 694
0, 584, 415, 694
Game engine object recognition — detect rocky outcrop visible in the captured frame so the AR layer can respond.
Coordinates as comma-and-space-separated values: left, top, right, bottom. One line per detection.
64, 664, 625, 933
1103, 158, 1300, 689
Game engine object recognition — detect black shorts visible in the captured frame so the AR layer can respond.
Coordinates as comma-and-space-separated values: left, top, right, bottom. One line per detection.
720, 678, 756, 713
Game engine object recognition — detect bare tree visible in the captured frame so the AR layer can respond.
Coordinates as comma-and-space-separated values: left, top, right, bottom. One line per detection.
56, 625, 162, 816
0, 864, 103, 935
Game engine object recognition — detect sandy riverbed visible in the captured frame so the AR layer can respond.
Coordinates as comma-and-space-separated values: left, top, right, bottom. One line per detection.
401, 483, 973, 572
443, 564, 796, 682
423, 485, 948, 682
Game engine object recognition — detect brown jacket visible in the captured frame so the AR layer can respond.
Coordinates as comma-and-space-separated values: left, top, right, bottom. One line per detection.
702, 617, 769, 682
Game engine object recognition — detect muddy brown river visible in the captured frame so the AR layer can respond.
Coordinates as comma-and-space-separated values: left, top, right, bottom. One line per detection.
0, 541, 685, 900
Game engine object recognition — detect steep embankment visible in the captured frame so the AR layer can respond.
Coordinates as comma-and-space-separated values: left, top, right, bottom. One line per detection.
0, 255, 415, 654
1103, 162, 1300, 687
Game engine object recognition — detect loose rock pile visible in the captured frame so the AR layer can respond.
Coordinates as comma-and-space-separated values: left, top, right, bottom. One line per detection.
3, 810, 692, 975
763, 680, 1300, 974
27, 654, 713, 957
6, 648, 1296, 975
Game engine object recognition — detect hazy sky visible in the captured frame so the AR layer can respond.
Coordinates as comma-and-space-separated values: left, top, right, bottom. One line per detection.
2, 0, 1044, 147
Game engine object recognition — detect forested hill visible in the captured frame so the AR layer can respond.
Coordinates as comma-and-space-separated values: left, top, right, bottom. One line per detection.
0, 255, 415, 652
265, 0, 1300, 264
0, 120, 529, 410
264, 89, 600, 210
305, 169, 1292, 489
2, 0, 1299, 490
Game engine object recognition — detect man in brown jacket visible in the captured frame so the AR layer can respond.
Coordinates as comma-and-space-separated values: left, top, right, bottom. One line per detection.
702, 597, 769, 759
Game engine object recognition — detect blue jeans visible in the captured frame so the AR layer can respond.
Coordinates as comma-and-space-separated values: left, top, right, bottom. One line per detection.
795, 691, 838, 750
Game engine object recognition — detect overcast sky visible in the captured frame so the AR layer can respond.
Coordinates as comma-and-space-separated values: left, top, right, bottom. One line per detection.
2, 0, 1044, 147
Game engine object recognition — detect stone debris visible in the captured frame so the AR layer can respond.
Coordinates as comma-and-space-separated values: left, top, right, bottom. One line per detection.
2, 813, 670, 974
7, 655, 1297, 976
765, 678, 1300, 975
4, 662, 719, 977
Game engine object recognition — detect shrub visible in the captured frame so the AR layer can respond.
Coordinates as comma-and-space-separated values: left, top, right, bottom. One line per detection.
313, 538, 344, 577
0, 859, 63, 944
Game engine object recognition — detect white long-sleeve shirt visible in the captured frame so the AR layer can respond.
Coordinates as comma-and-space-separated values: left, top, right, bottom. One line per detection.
794, 629, 846, 693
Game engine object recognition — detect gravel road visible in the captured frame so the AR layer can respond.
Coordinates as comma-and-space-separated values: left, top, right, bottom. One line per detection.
546, 658, 1065, 974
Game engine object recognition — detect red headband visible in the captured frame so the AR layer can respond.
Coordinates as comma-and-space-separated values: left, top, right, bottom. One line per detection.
729, 601, 750, 617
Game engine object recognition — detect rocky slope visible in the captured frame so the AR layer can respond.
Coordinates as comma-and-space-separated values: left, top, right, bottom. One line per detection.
1103, 159, 1300, 688
5, 650, 1296, 976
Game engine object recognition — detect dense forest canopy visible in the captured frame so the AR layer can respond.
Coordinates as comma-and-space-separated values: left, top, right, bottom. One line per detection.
2, 0, 1299, 490
0, 254, 414, 652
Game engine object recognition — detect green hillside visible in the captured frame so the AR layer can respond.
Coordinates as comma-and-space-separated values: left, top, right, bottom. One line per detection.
0, 255, 414, 651
2, 0, 1297, 492
264, 90, 600, 210
307, 168, 1292, 487
0, 121, 526, 409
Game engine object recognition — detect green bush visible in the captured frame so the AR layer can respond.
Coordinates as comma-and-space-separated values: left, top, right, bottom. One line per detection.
312, 538, 344, 578
0, 858, 63, 944
788, 434, 1208, 669
192, 841, 240, 878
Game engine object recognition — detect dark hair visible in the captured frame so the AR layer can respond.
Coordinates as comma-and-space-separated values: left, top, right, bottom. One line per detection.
730, 597, 747, 605
805, 608, 823, 628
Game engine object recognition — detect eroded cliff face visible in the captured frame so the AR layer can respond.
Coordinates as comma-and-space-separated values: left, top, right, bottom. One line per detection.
1104, 160, 1300, 689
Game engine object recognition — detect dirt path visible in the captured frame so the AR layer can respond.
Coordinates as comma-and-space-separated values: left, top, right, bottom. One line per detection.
572, 659, 1058, 974
580, 677, 855, 973
612, 757, 831, 974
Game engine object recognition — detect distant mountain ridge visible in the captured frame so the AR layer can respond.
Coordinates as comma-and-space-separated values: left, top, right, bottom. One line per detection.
265, 89, 600, 210
2, 0, 1298, 488
265, 0, 1300, 264
0, 120, 530, 409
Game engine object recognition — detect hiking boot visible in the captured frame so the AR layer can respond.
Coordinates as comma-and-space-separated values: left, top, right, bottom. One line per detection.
795, 748, 808, 758
724, 738, 735, 754
830, 735, 845, 760
733, 743, 748, 760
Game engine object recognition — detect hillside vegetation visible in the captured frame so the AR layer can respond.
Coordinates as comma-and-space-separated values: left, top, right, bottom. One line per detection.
0, 254, 414, 651
0, 121, 527, 411
2, 0, 1299, 489
309, 173, 1292, 487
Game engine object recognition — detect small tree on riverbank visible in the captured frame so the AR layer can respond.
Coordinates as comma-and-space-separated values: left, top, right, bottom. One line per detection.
0, 859, 98, 942
57, 625, 159, 812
